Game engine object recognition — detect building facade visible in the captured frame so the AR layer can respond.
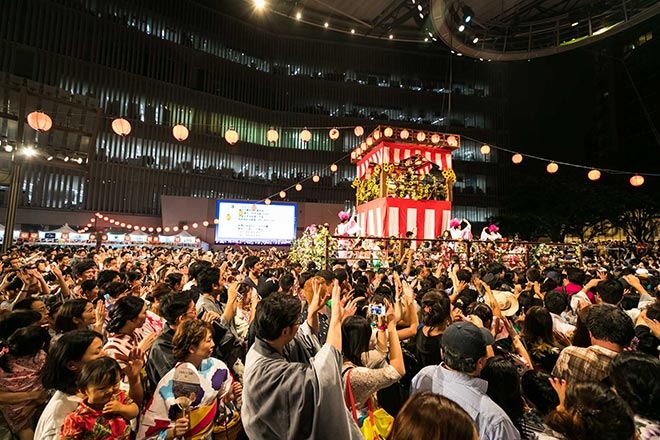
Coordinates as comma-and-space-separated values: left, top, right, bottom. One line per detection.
0, 0, 507, 236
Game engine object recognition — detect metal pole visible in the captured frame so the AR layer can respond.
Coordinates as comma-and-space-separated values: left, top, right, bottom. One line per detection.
2, 87, 26, 253
2, 160, 22, 253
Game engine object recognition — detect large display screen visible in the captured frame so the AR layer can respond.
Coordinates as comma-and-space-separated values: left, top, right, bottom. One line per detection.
214, 200, 297, 245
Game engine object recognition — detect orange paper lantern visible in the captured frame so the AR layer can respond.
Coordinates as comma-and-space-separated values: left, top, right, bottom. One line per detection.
27, 111, 53, 132
172, 124, 189, 141
546, 162, 559, 174
111, 118, 131, 136
511, 154, 523, 164
587, 169, 601, 181
630, 175, 644, 187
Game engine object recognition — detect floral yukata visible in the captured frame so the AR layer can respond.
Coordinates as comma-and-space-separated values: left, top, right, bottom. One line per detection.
137, 359, 232, 440
59, 391, 133, 440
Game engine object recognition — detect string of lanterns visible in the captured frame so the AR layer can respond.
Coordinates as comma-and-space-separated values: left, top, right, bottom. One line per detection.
470, 136, 653, 187
23, 110, 655, 189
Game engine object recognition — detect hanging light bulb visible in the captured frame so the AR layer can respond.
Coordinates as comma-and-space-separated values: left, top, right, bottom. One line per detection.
111, 118, 131, 136
587, 169, 601, 181
354, 126, 364, 137
224, 128, 239, 145
546, 162, 559, 174
511, 154, 523, 164
330, 164, 338, 172
266, 127, 279, 143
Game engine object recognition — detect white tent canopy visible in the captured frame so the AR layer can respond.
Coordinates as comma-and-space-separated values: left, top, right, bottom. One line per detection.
51, 223, 78, 234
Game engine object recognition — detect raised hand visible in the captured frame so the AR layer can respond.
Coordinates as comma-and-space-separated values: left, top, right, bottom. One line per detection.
123, 347, 145, 381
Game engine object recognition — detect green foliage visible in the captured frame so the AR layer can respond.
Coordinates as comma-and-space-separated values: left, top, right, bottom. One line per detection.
289, 225, 337, 269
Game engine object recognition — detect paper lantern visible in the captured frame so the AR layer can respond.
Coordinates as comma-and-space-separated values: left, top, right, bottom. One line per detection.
587, 169, 601, 181
360, 142, 367, 152
279, 191, 286, 198
266, 128, 279, 143
202, 221, 209, 227
103, 216, 109, 221
173, 226, 179, 232
265, 198, 272, 205
416, 131, 426, 142
384, 127, 393, 137
511, 154, 523, 164
312, 175, 320, 183
156, 227, 162, 232
172, 124, 189, 141
213, 219, 219, 224
400, 129, 409, 140
126, 224, 132, 229
251, 205, 257, 211
373, 130, 381, 140
27, 111, 53, 132
141, 226, 147, 231
350, 151, 356, 160
330, 164, 338, 172
329, 128, 340, 140
120, 223, 126, 227
111, 118, 131, 136
546, 162, 559, 174
630, 175, 644, 187
224, 128, 239, 145
182, 225, 189, 231
480, 144, 491, 155
431, 134, 441, 144
192, 222, 198, 228
354, 126, 364, 137
295, 183, 302, 191
164, 227, 170, 232
300, 128, 312, 142
447, 135, 458, 147
366, 137, 373, 146
134, 225, 139, 230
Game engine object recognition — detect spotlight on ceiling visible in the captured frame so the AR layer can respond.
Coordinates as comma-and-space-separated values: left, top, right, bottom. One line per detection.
23, 146, 37, 157
3, 144, 12, 153
295, 11, 301, 20
324, 22, 329, 28
254, 0, 265, 9
417, 4, 422, 11
462, 5, 474, 23
472, 36, 479, 44
458, 24, 465, 32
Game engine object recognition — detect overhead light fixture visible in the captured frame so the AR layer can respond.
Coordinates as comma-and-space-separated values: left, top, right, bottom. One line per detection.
254, 0, 265, 9
350, 29, 355, 34
571, 21, 579, 27
295, 11, 301, 20
75, 157, 83, 164
389, 34, 393, 39
428, 31, 433, 37
23, 146, 37, 157
46, 155, 53, 161
417, 4, 422, 11
324, 22, 329, 28
473, 36, 479, 43
462, 5, 474, 23
64, 155, 70, 162
3, 144, 12, 153
419, 13, 424, 19
458, 24, 465, 32
457, 52, 463, 56
424, 37, 429, 42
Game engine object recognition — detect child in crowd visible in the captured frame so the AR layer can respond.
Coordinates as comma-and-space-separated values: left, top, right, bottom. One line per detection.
0, 325, 49, 440
59, 357, 138, 440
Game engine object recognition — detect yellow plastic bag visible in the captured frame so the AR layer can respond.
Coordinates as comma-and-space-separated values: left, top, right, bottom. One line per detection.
345, 368, 394, 440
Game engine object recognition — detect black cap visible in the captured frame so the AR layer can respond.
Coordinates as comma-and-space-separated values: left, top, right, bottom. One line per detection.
441, 321, 494, 361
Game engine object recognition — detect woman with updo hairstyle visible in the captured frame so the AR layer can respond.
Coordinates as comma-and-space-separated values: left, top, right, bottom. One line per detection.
609, 351, 660, 438
520, 306, 568, 372
103, 295, 156, 399
415, 290, 451, 368
0, 325, 50, 440
138, 319, 240, 440
546, 381, 636, 440
54, 298, 103, 336
387, 392, 477, 440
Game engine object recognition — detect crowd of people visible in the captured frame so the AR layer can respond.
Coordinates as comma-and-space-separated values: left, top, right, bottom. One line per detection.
0, 235, 659, 440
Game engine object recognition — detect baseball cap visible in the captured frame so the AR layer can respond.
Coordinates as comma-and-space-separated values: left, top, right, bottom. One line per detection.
441, 321, 495, 361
